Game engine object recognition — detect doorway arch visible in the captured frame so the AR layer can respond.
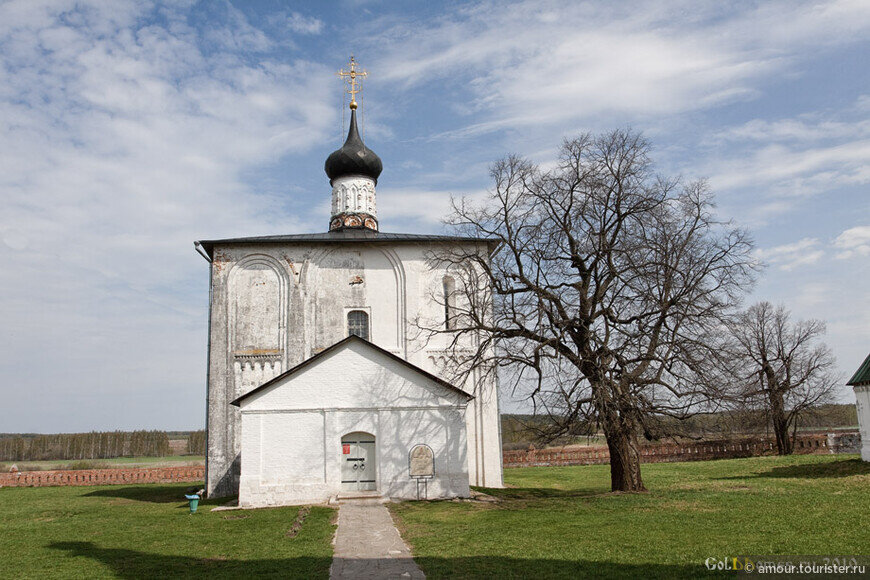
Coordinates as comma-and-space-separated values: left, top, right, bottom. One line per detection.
341, 432, 377, 492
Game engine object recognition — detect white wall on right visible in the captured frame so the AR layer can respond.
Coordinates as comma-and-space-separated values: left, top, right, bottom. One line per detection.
854, 386, 870, 462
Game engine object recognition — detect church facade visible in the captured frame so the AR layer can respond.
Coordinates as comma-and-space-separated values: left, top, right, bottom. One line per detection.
195, 79, 503, 506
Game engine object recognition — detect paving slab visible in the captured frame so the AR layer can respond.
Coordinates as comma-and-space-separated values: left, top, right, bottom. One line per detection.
330, 501, 425, 579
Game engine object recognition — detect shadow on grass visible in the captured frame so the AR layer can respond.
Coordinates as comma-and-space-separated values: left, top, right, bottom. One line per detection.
414, 557, 712, 579
50, 541, 711, 579
718, 458, 870, 480
83, 485, 229, 507
50, 542, 331, 579
474, 485, 609, 501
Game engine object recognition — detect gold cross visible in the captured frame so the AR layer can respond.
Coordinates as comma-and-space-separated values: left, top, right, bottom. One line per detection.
338, 56, 367, 110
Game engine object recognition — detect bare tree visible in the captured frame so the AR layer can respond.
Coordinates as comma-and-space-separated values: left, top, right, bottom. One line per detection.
727, 302, 839, 455
424, 130, 756, 492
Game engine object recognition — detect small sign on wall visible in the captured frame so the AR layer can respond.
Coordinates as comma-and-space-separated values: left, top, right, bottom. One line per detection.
343, 444, 351, 455
409, 444, 435, 478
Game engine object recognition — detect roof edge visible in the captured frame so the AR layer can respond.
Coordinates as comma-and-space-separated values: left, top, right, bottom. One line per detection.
230, 335, 473, 406
847, 352, 870, 386
194, 231, 497, 260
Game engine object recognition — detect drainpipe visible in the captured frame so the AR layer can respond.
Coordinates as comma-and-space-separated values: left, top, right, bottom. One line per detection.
194, 241, 213, 495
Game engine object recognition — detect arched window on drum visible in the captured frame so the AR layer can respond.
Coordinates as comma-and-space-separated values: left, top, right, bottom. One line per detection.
347, 310, 370, 341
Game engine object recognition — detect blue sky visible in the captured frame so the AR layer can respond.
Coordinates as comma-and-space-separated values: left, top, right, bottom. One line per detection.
1, 0, 868, 432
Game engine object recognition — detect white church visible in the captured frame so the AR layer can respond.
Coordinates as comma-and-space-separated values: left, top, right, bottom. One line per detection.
194, 59, 503, 507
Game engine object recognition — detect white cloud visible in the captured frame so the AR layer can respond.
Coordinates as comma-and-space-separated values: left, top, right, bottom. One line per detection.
834, 225, 870, 259
0, 0, 335, 430
696, 96, 870, 220
377, 187, 486, 226
365, 0, 870, 133
708, 139, 870, 193
285, 12, 324, 35
757, 238, 825, 271
791, 281, 834, 311
202, 2, 273, 52
714, 116, 870, 143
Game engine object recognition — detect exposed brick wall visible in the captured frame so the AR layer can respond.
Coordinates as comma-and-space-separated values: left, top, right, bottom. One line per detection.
503, 431, 857, 468
0, 466, 204, 488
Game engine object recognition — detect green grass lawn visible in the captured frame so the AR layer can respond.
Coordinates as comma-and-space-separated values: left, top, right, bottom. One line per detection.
0, 455, 205, 471
2, 455, 868, 579
0, 483, 335, 579
391, 454, 870, 579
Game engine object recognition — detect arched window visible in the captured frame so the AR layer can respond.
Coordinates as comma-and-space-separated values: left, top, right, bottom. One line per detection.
347, 310, 369, 341
442, 276, 456, 330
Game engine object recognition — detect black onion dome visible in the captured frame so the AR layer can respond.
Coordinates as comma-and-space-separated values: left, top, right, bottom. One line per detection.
324, 109, 383, 184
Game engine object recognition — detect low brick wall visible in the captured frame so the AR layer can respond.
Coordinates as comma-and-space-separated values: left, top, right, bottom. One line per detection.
827, 431, 861, 454
0, 466, 204, 488
503, 432, 856, 468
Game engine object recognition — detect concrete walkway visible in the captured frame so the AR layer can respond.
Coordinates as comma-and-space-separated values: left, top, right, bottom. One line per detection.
330, 501, 425, 579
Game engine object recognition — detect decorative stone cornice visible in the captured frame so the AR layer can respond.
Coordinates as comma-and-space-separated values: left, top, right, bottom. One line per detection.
233, 350, 283, 362
425, 349, 476, 357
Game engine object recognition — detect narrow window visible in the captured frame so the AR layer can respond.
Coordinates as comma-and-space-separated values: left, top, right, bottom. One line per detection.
443, 276, 456, 330
347, 310, 369, 340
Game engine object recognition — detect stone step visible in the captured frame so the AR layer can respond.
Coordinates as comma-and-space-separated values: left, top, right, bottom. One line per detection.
332, 491, 387, 504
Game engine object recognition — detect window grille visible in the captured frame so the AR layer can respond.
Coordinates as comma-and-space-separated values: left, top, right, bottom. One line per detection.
347, 310, 369, 340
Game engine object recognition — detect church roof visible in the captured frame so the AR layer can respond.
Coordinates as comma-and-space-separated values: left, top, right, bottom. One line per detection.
324, 108, 383, 184
847, 352, 870, 386
230, 334, 473, 406
195, 230, 497, 260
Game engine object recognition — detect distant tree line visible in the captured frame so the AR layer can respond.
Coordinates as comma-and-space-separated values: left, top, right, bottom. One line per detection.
501, 403, 857, 450
187, 430, 206, 455
0, 431, 170, 461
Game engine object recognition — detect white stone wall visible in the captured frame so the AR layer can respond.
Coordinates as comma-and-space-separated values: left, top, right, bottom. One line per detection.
854, 385, 870, 462
237, 340, 470, 506
206, 240, 504, 497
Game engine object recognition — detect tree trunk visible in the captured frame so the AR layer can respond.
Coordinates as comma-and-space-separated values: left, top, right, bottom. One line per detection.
604, 423, 646, 492
769, 391, 793, 455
